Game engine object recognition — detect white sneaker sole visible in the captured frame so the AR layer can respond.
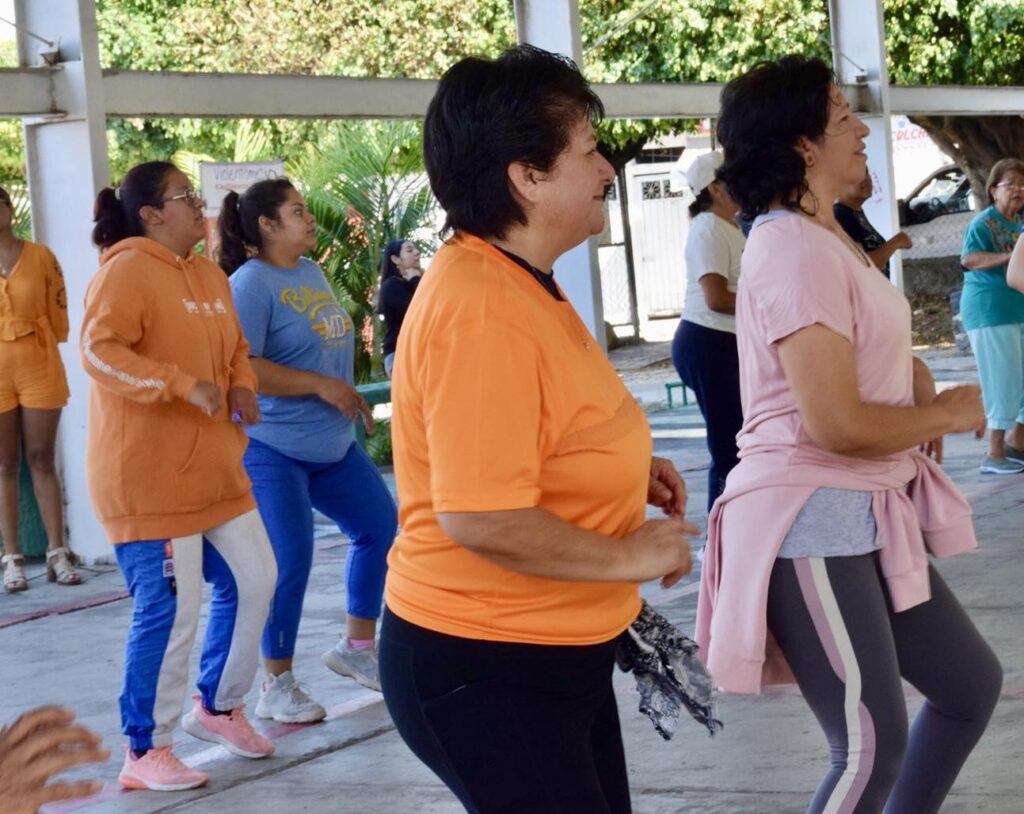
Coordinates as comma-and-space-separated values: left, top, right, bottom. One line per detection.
180, 711, 274, 759
254, 699, 327, 724
118, 770, 207, 792
979, 464, 1024, 475
322, 650, 382, 692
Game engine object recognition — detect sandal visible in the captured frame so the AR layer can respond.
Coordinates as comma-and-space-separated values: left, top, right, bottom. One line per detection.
2, 553, 28, 592
46, 546, 82, 586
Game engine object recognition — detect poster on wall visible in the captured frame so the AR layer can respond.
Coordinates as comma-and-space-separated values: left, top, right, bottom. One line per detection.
199, 160, 286, 257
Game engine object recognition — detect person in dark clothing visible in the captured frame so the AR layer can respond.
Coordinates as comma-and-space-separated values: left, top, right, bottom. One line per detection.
378, 238, 422, 377
834, 168, 912, 278
671, 150, 745, 514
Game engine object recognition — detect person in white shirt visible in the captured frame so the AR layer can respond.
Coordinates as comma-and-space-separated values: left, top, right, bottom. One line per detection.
671, 151, 746, 512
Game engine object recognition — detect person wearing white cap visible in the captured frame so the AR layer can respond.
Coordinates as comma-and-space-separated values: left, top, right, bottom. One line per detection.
671, 150, 746, 513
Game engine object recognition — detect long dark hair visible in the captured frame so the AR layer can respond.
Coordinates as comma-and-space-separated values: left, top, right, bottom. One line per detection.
688, 188, 713, 220
379, 238, 409, 285
216, 177, 296, 275
92, 161, 176, 250
716, 56, 834, 220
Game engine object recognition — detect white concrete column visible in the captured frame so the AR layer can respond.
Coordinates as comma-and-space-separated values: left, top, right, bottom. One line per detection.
830, 0, 904, 290
514, 0, 606, 350
17, 0, 111, 562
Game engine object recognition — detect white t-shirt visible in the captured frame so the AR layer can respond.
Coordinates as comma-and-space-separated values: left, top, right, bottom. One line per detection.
681, 211, 746, 334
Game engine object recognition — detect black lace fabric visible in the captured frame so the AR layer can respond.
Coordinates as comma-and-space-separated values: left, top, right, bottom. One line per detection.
616, 600, 723, 741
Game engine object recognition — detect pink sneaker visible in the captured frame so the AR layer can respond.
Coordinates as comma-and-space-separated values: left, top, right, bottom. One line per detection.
181, 695, 274, 759
118, 746, 208, 791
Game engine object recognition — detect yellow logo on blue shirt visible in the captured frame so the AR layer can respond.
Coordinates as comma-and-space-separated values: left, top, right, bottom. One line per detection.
280, 285, 352, 347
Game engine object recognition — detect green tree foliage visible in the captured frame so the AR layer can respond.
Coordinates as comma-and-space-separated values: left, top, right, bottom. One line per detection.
884, 0, 1024, 195
96, 0, 516, 178
581, 0, 831, 165
291, 121, 437, 382
90, 1, 1024, 180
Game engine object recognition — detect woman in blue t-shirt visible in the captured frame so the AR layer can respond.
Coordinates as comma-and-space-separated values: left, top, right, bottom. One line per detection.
218, 178, 398, 723
959, 158, 1024, 474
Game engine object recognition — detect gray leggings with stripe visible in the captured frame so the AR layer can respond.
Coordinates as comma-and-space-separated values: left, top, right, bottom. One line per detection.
766, 554, 1001, 814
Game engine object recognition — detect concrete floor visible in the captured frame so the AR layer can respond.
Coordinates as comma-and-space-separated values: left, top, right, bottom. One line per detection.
1, 345, 1021, 813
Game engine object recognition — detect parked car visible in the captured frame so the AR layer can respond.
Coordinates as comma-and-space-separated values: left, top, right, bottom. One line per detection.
898, 164, 977, 260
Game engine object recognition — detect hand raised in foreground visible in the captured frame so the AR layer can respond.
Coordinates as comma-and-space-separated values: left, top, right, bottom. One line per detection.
0, 706, 108, 814
185, 380, 223, 417
625, 516, 698, 589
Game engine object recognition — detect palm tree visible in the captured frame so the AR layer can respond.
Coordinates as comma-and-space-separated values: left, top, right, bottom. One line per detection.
291, 120, 438, 382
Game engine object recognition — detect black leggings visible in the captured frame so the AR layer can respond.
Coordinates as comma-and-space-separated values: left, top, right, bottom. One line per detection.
671, 319, 743, 512
767, 555, 1002, 814
378, 608, 631, 814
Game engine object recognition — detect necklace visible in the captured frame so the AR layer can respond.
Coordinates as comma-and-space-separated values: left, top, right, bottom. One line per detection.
831, 226, 870, 267
0, 239, 23, 279
802, 212, 870, 267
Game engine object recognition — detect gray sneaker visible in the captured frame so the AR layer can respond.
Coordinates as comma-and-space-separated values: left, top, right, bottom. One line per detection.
322, 639, 381, 692
1003, 443, 1024, 464
979, 456, 1024, 475
255, 671, 326, 723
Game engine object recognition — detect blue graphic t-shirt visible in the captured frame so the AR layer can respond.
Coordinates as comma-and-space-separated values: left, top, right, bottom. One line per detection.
230, 257, 355, 462
959, 205, 1024, 330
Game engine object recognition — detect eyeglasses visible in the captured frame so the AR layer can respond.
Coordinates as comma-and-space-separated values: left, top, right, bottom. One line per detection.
994, 182, 1024, 191
162, 188, 205, 206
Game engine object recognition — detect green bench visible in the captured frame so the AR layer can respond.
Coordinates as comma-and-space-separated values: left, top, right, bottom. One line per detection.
665, 381, 692, 409
354, 381, 392, 447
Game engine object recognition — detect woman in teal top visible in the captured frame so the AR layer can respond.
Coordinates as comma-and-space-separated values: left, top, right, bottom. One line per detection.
960, 157, 1024, 474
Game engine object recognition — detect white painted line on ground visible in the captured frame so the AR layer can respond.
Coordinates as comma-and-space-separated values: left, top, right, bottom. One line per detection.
183, 692, 383, 768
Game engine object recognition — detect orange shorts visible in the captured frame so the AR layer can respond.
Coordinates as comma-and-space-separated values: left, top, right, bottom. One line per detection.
0, 333, 69, 413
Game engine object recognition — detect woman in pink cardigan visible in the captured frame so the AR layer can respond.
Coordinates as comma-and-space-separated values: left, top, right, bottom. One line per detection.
696, 56, 1001, 814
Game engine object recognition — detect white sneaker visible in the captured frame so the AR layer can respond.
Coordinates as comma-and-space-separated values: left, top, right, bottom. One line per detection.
255, 671, 327, 723
322, 639, 381, 692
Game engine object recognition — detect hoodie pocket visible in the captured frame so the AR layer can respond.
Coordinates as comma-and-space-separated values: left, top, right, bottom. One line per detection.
173, 421, 250, 512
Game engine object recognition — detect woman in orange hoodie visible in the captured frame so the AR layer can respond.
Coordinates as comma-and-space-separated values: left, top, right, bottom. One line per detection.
82, 162, 277, 792
0, 185, 80, 592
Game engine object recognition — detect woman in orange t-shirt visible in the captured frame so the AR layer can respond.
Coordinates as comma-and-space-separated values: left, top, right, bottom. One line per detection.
0, 185, 80, 592
379, 45, 697, 813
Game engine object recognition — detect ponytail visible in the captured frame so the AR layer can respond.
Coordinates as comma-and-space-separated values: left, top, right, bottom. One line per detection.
92, 161, 175, 250
216, 190, 249, 275
688, 187, 713, 220
215, 178, 295, 275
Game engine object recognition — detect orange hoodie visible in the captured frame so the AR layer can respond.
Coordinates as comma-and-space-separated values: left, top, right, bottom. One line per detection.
80, 237, 258, 544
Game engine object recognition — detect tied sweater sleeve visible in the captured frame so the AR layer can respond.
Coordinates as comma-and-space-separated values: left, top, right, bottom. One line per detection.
80, 259, 197, 403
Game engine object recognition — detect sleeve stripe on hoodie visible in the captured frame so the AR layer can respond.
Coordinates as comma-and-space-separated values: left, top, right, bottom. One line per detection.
82, 318, 166, 390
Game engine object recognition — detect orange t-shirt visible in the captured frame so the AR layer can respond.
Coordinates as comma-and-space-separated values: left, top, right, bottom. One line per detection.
385, 234, 650, 645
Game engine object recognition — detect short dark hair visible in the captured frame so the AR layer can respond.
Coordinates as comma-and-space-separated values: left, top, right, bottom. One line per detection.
216, 177, 296, 274
92, 161, 176, 250
423, 44, 604, 239
985, 158, 1024, 205
716, 56, 834, 220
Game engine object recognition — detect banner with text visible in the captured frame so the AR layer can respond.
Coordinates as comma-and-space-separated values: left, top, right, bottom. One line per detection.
199, 160, 285, 257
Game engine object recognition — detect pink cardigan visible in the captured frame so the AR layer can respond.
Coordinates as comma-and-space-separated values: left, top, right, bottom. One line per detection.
694, 446, 975, 694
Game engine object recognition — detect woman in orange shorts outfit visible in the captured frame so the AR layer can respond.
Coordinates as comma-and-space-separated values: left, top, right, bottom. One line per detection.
0, 185, 80, 592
